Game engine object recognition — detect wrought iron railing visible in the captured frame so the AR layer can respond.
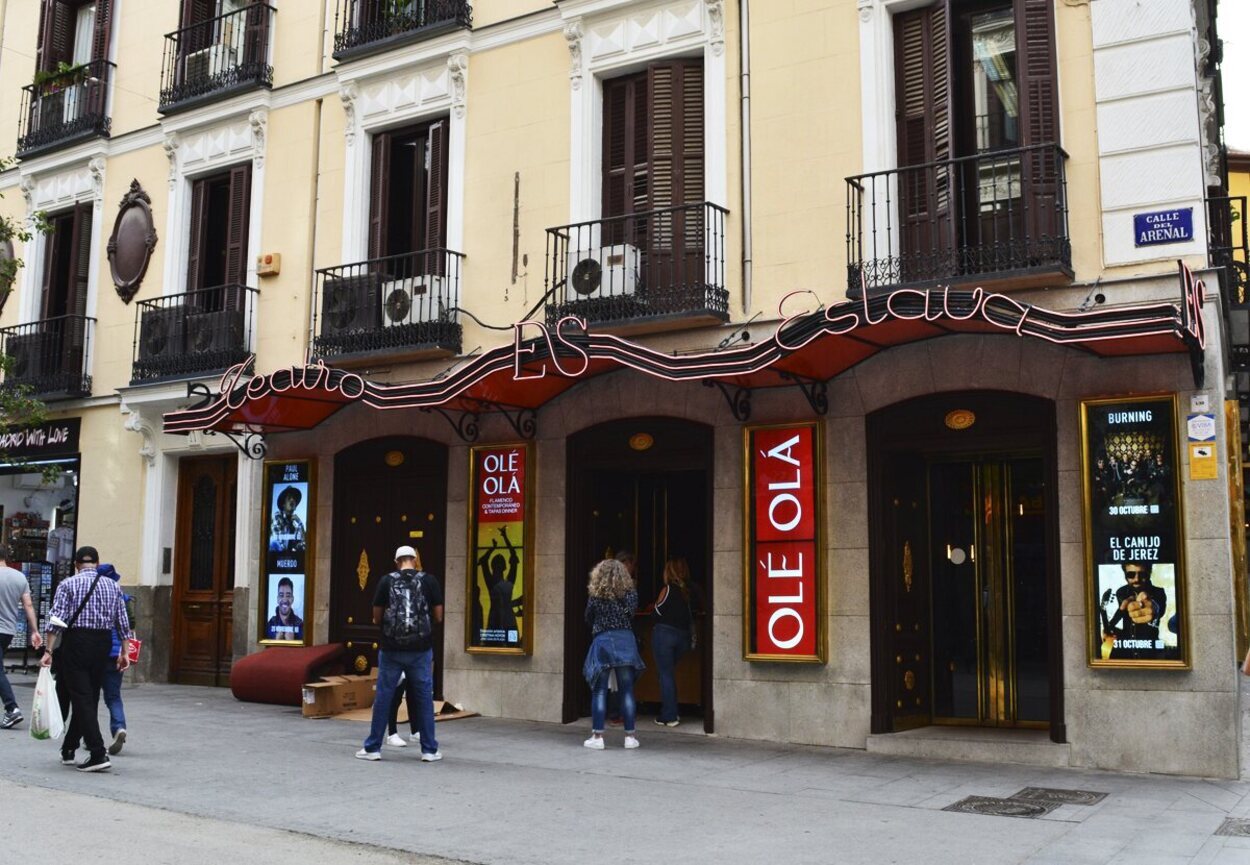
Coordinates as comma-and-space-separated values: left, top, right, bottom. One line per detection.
131, 286, 256, 383
0, 315, 94, 399
159, 4, 275, 112
312, 248, 463, 359
333, 0, 472, 59
1208, 195, 1248, 307
17, 59, 114, 158
846, 143, 1071, 293
543, 202, 730, 329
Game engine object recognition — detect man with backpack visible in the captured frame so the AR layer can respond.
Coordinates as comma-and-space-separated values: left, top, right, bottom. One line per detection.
356, 545, 443, 762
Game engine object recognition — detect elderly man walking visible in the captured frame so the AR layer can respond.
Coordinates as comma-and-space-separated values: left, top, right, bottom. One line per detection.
0, 546, 42, 729
42, 546, 130, 772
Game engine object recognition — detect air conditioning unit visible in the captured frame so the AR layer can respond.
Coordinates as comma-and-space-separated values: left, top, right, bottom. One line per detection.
15, 472, 62, 490
4, 332, 49, 385
186, 309, 245, 353
565, 244, 641, 301
184, 44, 238, 82
320, 273, 383, 336
381, 275, 446, 327
137, 305, 186, 361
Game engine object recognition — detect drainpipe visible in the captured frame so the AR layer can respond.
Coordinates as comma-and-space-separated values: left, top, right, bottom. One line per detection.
739, 0, 753, 317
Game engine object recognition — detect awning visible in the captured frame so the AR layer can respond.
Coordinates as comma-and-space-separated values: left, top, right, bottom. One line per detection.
163, 265, 1208, 438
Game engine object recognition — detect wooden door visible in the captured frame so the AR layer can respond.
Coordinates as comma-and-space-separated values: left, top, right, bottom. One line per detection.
171, 454, 237, 686
330, 436, 447, 697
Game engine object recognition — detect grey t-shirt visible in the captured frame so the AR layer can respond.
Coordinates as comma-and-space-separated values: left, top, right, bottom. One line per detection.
0, 566, 29, 636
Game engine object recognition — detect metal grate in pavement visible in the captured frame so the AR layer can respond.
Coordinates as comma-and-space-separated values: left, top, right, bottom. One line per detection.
1011, 787, 1108, 806
1216, 818, 1250, 837
943, 796, 1061, 819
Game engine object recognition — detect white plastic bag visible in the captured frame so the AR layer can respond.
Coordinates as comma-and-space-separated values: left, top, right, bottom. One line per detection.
30, 666, 64, 741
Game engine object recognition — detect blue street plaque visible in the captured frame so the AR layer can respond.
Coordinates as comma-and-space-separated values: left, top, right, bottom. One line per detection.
1134, 207, 1193, 247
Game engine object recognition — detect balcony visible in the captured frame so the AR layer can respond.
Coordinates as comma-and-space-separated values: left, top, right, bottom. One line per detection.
131, 286, 257, 384
543, 203, 730, 336
159, 4, 275, 114
17, 60, 114, 159
846, 143, 1071, 295
333, 0, 472, 61
312, 249, 463, 364
0, 315, 94, 399
1208, 195, 1248, 307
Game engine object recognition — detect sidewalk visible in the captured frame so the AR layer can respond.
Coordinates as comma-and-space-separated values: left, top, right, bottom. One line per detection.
2, 675, 1250, 864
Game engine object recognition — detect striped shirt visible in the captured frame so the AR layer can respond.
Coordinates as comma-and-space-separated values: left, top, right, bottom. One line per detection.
46, 568, 130, 638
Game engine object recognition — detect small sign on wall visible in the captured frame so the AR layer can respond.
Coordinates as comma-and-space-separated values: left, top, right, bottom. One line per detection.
1133, 208, 1193, 247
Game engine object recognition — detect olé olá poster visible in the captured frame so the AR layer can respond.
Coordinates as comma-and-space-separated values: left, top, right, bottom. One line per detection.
467, 443, 532, 654
1081, 396, 1188, 667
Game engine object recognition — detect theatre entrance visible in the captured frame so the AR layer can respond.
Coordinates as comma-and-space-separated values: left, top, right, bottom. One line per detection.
868, 392, 1064, 740
563, 417, 714, 732
330, 436, 447, 696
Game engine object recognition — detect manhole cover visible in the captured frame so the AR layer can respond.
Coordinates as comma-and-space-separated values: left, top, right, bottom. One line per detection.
1012, 787, 1108, 806
943, 796, 1060, 819
1216, 818, 1250, 837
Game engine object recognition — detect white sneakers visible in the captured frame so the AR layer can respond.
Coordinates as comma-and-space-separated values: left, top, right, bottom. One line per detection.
420, 751, 443, 762
409, 733, 421, 744
354, 748, 381, 761
108, 729, 127, 755
584, 734, 640, 750
386, 733, 407, 747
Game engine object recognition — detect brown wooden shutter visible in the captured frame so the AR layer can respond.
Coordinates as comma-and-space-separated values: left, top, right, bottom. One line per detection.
893, 2, 955, 281
224, 163, 252, 287
424, 119, 449, 273
38, 0, 75, 72
90, 0, 112, 64
602, 73, 642, 221
39, 218, 61, 318
244, 2, 270, 68
647, 59, 703, 212
368, 131, 391, 260
181, 0, 215, 55
186, 177, 209, 293
1015, 0, 1061, 241
67, 204, 93, 317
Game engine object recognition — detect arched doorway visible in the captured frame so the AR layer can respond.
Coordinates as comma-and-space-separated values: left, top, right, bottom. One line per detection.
867, 391, 1064, 741
563, 417, 715, 732
330, 435, 447, 697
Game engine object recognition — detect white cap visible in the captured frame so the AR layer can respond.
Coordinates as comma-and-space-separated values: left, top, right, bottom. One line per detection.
394, 545, 418, 561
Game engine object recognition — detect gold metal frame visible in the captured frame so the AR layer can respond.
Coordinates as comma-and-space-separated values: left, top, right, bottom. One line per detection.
741, 420, 827, 663
1079, 394, 1190, 669
464, 441, 536, 656
257, 458, 316, 647
1226, 400, 1249, 659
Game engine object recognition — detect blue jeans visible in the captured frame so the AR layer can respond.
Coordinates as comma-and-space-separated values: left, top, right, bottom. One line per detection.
590, 664, 636, 733
652, 624, 688, 723
363, 648, 437, 754
102, 664, 126, 735
0, 634, 16, 712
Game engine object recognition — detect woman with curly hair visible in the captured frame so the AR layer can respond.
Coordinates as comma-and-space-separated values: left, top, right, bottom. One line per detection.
581, 558, 645, 750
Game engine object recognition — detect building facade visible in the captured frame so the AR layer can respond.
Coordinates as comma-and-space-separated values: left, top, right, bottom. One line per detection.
0, 0, 1244, 777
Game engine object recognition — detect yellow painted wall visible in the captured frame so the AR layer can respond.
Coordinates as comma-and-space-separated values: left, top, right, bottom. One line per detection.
108, 1, 176, 138
1055, 0, 1101, 281
0, 3, 38, 161
72, 404, 141, 580
472, 0, 550, 30
0, 185, 27, 331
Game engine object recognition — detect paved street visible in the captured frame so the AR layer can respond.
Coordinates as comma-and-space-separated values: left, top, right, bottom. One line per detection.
2, 675, 1250, 864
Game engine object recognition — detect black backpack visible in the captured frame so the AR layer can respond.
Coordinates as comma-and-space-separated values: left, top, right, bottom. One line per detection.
381, 570, 432, 650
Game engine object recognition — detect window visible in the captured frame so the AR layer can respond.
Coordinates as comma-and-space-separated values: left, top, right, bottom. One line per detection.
187, 164, 251, 305
36, 0, 110, 72
368, 118, 448, 264
40, 205, 92, 321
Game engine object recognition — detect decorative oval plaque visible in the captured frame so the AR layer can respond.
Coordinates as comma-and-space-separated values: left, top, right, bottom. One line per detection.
106, 179, 157, 304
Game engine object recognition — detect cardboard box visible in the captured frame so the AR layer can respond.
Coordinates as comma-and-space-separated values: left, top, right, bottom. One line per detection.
302, 672, 377, 718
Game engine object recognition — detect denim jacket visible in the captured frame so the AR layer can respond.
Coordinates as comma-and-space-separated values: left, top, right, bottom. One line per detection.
582, 628, 645, 687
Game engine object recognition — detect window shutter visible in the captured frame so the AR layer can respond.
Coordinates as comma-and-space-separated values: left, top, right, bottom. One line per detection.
39, 218, 61, 319
224, 163, 252, 288
646, 59, 703, 211
90, 0, 112, 64
244, 2, 270, 68
68, 204, 93, 318
1015, 0, 1061, 241
181, 0, 215, 55
38, 0, 75, 72
186, 177, 209, 293
423, 119, 449, 273
368, 131, 391, 260
601, 74, 638, 223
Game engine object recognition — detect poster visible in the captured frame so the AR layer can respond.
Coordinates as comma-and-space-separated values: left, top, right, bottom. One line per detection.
259, 460, 314, 646
1081, 396, 1188, 668
743, 421, 825, 662
466, 443, 533, 654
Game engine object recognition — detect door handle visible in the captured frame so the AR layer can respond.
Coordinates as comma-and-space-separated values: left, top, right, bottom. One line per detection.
185, 603, 203, 610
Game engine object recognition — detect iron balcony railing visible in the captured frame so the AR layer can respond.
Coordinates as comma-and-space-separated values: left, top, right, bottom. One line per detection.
17, 59, 114, 158
333, 0, 472, 60
312, 248, 463, 360
543, 202, 730, 330
846, 143, 1071, 294
1208, 195, 1248, 307
159, 3, 275, 113
0, 315, 94, 399
131, 286, 257, 384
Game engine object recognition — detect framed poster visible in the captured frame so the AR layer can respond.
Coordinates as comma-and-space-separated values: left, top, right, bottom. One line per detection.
1080, 395, 1189, 668
259, 460, 315, 646
742, 421, 826, 663
465, 442, 534, 655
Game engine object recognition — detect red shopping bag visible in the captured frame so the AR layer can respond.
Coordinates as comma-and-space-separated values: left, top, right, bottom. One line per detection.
126, 635, 142, 664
